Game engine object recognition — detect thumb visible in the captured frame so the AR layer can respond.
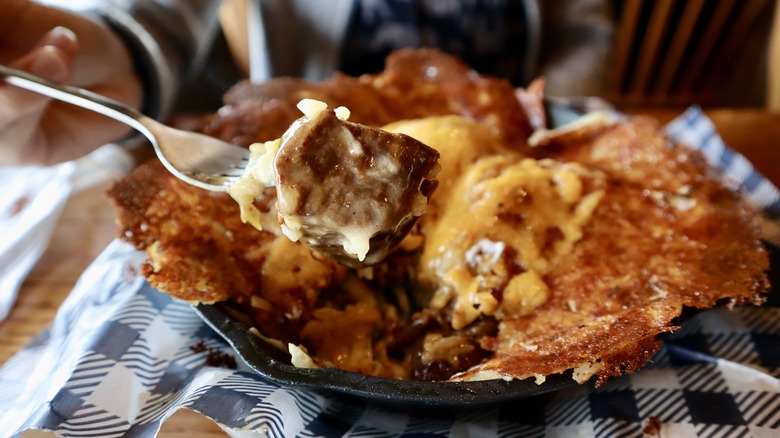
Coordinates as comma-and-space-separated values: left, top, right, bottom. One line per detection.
0, 28, 79, 163
11, 26, 78, 82
1, 45, 68, 123
2, 27, 78, 117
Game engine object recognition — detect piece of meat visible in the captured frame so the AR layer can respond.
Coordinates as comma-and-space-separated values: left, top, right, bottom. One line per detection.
274, 107, 440, 266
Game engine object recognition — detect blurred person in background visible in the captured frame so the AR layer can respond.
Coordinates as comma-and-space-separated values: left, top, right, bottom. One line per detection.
0, 0, 613, 166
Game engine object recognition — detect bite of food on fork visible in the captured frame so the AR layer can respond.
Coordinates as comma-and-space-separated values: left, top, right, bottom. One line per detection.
229, 98, 440, 267
1, 64, 441, 268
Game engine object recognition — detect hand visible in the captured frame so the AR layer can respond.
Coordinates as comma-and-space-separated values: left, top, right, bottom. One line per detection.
0, 0, 143, 165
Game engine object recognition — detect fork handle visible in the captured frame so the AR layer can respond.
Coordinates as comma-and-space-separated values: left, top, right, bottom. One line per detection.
0, 64, 151, 138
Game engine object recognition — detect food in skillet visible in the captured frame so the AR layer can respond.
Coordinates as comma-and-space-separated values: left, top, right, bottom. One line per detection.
109, 49, 769, 385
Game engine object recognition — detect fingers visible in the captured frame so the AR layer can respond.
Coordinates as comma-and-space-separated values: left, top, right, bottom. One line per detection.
16, 45, 70, 83
11, 26, 78, 81
0, 27, 79, 164
34, 26, 78, 57
1, 19, 141, 165
2, 27, 77, 120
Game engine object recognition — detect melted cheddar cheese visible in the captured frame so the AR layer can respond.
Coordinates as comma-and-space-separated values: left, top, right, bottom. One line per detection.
388, 117, 607, 330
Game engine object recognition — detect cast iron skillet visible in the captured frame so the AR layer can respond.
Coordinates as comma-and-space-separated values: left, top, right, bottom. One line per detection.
194, 302, 577, 408
193, 104, 588, 408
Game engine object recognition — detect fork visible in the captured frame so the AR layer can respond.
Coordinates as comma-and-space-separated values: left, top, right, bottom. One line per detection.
0, 64, 250, 192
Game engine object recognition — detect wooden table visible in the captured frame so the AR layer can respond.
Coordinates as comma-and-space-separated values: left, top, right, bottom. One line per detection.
2, 108, 779, 437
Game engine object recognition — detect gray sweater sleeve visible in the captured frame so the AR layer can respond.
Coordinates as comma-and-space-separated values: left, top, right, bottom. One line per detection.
537, 0, 615, 97
40, 0, 223, 118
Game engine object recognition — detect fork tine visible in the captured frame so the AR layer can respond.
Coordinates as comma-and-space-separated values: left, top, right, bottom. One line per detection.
143, 120, 253, 192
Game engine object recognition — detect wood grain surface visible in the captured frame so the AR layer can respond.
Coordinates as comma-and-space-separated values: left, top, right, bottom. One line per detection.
3, 108, 779, 437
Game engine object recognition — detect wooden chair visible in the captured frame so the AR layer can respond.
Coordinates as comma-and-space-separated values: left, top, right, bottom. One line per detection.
219, 0, 253, 78
768, 0, 780, 110
221, 0, 778, 108
610, 0, 775, 108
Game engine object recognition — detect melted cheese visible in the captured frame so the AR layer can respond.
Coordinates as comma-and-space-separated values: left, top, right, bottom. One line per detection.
419, 154, 606, 329
382, 115, 506, 217
227, 139, 279, 230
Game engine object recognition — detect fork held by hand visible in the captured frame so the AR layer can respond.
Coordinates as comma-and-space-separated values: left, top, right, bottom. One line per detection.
0, 64, 249, 191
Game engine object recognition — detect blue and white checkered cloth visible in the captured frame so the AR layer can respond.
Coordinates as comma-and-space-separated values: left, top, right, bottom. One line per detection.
1, 107, 778, 437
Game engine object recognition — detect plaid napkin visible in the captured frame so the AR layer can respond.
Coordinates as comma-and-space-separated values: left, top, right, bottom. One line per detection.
1, 107, 778, 437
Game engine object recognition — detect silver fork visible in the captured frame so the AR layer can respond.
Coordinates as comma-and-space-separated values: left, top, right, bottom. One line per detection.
0, 64, 250, 192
